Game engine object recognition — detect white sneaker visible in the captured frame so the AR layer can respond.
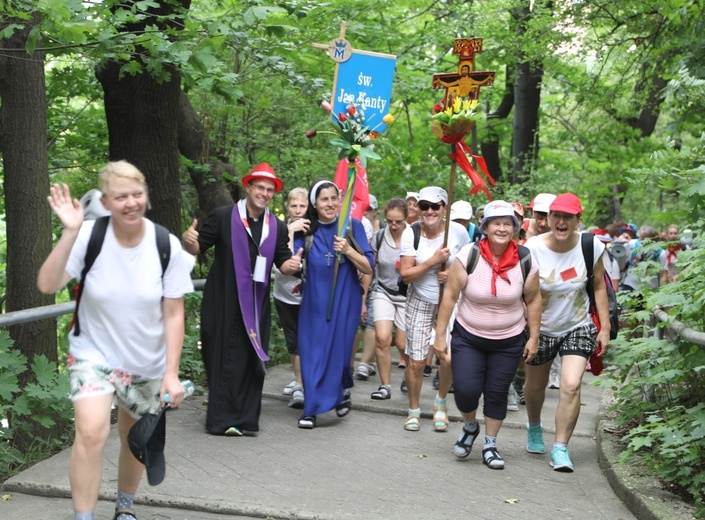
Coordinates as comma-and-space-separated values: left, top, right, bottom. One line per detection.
506, 387, 519, 412
283, 379, 296, 395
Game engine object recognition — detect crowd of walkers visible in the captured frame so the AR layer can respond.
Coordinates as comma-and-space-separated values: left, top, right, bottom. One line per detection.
39, 160, 688, 520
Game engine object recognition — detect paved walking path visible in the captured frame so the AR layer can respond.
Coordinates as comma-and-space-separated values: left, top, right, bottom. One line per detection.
0, 361, 686, 520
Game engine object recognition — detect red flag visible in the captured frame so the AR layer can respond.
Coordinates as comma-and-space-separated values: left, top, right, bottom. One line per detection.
333, 158, 370, 221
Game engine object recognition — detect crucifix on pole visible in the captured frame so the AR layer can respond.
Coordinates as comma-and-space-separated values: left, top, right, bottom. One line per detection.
432, 38, 495, 109
431, 37, 495, 304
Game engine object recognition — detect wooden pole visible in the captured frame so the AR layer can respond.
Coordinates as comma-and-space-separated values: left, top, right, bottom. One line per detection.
438, 155, 457, 306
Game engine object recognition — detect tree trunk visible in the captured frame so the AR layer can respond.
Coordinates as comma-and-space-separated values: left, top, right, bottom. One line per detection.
94, 0, 193, 235
511, 61, 543, 184
0, 14, 57, 365
177, 91, 239, 222
96, 62, 183, 235
511, 2, 545, 185
481, 63, 515, 182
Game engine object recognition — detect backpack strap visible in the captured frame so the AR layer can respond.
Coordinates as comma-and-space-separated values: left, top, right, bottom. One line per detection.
304, 234, 312, 256
518, 244, 532, 282
345, 227, 365, 256
154, 223, 171, 276
465, 243, 481, 275
581, 232, 595, 303
72, 216, 110, 336
411, 221, 421, 250
375, 229, 384, 252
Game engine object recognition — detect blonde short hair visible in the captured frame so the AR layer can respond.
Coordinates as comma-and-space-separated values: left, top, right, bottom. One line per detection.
98, 160, 147, 195
287, 187, 309, 204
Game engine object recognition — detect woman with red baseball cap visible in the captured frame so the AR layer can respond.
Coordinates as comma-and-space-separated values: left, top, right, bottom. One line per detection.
523, 193, 611, 473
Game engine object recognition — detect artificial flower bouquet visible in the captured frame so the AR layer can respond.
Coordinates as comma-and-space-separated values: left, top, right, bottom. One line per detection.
307, 100, 394, 168
431, 98, 480, 143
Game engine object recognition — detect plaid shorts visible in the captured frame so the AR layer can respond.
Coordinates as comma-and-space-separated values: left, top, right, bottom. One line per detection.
404, 286, 437, 361
67, 354, 162, 419
527, 323, 598, 366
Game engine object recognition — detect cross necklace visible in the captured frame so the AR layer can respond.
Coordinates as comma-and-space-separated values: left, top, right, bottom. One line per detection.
322, 229, 336, 267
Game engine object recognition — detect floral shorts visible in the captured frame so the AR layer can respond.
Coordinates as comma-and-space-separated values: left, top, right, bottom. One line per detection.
67, 354, 162, 419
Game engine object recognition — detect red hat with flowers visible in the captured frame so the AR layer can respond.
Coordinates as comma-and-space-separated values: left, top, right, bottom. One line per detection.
242, 163, 283, 193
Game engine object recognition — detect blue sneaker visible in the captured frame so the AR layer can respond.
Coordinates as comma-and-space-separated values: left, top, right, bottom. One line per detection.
526, 423, 545, 454
550, 445, 574, 472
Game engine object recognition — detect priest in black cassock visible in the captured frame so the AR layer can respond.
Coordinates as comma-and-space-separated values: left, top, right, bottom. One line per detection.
183, 163, 303, 435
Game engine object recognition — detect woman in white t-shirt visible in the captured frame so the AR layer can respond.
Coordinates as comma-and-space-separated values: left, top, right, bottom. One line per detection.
433, 201, 541, 470
523, 193, 611, 474
399, 186, 469, 432
37, 161, 194, 520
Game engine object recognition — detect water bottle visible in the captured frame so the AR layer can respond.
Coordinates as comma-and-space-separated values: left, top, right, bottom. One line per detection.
163, 380, 196, 403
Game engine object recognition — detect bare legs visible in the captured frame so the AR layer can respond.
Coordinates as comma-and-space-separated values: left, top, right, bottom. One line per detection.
70, 394, 113, 513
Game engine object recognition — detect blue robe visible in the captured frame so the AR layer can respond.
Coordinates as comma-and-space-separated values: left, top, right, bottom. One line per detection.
297, 218, 374, 416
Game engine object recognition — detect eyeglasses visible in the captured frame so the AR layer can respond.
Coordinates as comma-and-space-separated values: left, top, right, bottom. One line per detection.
385, 219, 405, 226
249, 183, 276, 195
418, 202, 442, 211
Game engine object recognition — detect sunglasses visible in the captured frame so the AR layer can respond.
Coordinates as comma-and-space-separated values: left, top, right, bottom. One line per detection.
418, 201, 442, 211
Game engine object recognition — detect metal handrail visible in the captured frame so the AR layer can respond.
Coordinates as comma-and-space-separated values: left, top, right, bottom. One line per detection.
0, 279, 206, 328
651, 306, 705, 347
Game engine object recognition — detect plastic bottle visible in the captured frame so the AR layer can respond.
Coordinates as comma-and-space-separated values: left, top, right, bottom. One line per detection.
163, 380, 196, 404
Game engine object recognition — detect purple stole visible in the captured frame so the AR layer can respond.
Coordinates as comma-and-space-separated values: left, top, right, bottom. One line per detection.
231, 200, 277, 361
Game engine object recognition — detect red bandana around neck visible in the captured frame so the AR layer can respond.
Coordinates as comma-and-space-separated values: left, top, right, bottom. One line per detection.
478, 238, 520, 296
666, 244, 680, 265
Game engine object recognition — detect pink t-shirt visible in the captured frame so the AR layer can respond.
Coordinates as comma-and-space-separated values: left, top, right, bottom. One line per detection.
454, 244, 538, 340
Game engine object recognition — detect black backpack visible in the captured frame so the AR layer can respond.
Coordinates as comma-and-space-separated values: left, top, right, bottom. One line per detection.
464, 243, 533, 281
72, 216, 171, 336
581, 233, 619, 340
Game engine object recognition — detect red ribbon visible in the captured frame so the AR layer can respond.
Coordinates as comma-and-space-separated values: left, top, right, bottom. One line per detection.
444, 137, 495, 200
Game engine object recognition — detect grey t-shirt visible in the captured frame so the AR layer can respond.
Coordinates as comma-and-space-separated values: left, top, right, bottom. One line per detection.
371, 228, 406, 302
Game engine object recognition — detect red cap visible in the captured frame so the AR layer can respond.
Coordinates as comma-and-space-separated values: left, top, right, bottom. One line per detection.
510, 202, 524, 217
242, 162, 284, 193
592, 228, 612, 243
549, 193, 583, 215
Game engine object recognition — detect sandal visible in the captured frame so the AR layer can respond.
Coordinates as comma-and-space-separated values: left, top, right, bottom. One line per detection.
113, 508, 137, 520
371, 385, 391, 400
298, 414, 316, 429
224, 426, 243, 436
403, 411, 421, 431
453, 424, 480, 459
288, 386, 304, 409
335, 391, 352, 417
433, 400, 449, 432
482, 446, 505, 470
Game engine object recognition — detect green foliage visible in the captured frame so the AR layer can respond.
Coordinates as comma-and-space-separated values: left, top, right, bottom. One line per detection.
598, 110, 705, 515
0, 331, 74, 482
180, 291, 206, 385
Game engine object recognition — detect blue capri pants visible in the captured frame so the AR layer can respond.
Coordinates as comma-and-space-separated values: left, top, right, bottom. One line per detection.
450, 322, 525, 421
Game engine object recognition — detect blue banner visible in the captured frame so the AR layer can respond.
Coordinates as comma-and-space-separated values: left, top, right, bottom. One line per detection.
332, 51, 396, 133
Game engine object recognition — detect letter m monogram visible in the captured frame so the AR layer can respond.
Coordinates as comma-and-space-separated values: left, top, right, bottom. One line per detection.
334, 40, 346, 59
